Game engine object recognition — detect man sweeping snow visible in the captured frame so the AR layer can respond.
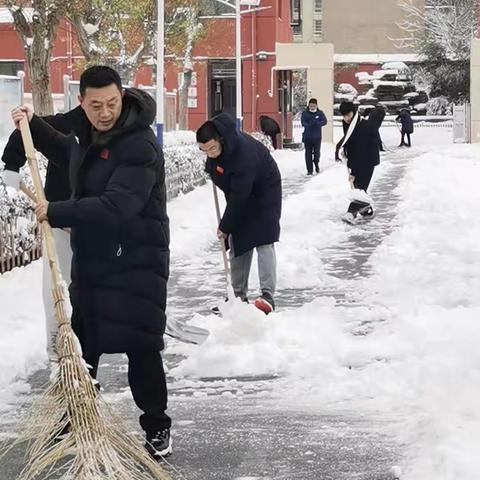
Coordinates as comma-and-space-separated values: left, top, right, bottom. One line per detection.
336, 102, 380, 224
11, 66, 172, 458
197, 114, 282, 314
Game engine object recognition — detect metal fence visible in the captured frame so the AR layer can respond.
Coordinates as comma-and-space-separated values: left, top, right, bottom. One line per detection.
0, 72, 24, 142
0, 212, 42, 274
62, 76, 178, 131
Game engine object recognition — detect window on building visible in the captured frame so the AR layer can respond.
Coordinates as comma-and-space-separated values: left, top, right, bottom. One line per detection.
314, 0, 322, 13
313, 19, 322, 38
0, 61, 24, 77
290, 0, 302, 35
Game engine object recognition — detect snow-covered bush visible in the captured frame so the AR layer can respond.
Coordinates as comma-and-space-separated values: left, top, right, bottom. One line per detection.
426, 96, 452, 116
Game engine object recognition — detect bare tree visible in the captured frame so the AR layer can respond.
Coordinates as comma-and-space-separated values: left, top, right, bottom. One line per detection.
394, 0, 479, 100
6, 0, 66, 115
67, 0, 157, 84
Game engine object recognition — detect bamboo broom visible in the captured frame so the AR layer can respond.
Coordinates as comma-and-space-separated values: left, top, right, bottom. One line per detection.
0, 116, 172, 480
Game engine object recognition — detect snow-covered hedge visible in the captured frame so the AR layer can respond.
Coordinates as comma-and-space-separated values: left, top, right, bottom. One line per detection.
1, 130, 272, 268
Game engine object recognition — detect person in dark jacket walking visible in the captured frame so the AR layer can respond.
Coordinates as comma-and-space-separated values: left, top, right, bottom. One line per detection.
196, 113, 282, 314
301, 98, 327, 175
368, 105, 386, 152
336, 102, 380, 223
11, 66, 172, 458
1, 104, 87, 362
396, 108, 414, 147
259, 115, 281, 149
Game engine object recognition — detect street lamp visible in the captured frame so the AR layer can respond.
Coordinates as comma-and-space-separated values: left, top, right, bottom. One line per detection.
213, 0, 265, 131
156, 0, 164, 147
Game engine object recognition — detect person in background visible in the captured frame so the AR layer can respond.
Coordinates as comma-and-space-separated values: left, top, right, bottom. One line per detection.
368, 105, 386, 152
301, 98, 327, 175
336, 102, 379, 223
396, 108, 414, 147
259, 115, 281, 150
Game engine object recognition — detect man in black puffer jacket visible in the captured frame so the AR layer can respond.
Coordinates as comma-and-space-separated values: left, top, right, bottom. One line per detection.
197, 113, 282, 314
11, 66, 172, 458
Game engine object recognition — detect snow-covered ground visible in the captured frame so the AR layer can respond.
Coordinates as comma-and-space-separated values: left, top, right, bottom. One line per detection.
1, 127, 479, 479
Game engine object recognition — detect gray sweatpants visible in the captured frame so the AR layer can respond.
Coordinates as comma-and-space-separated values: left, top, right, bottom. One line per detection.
229, 243, 276, 301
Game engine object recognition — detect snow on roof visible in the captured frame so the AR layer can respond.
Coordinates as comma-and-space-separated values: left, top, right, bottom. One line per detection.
334, 53, 424, 64
373, 80, 408, 88
373, 69, 398, 79
0, 7, 34, 24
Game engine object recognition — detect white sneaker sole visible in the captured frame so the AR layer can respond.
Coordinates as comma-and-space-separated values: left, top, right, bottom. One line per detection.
148, 437, 173, 458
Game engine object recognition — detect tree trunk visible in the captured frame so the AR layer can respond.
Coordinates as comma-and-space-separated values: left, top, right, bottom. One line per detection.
7, 2, 62, 116
27, 54, 54, 115
178, 69, 192, 130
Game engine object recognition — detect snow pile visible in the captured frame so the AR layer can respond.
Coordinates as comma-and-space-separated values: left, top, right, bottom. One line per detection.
0, 262, 46, 412
363, 144, 480, 480
163, 130, 196, 148
334, 83, 358, 103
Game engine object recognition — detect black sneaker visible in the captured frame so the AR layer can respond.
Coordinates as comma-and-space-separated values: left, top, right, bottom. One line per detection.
53, 421, 71, 443
315, 165, 320, 173
145, 428, 172, 458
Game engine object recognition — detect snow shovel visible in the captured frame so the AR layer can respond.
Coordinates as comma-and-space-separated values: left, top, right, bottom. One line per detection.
0, 115, 171, 480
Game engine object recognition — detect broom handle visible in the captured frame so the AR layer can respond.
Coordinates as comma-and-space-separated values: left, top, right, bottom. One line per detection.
20, 182, 38, 202
212, 181, 233, 292
19, 118, 65, 296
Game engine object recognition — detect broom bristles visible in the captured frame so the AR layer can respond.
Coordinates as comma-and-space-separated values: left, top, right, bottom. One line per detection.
1, 307, 172, 479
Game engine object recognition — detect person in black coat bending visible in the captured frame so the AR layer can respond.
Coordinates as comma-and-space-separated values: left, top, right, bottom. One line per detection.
196, 113, 282, 314
336, 102, 380, 223
396, 108, 414, 147
368, 105, 386, 152
259, 115, 281, 149
11, 66, 172, 458
301, 98, 327, 175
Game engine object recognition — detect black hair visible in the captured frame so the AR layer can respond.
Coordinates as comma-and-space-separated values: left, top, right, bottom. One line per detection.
339, 102, 357, 115
196, 121, 221, 143
308, 98, 318, 105
79, 65, 123, 96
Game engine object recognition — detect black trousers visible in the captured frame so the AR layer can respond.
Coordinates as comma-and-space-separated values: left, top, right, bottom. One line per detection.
304, 140, 321, 173
348, 165, 375, 215
401, 131, 411, 146
86, 349, 171, 434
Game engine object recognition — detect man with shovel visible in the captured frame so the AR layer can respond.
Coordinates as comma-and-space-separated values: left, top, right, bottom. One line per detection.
196, 113, 282, 314
10, 65, 172, 458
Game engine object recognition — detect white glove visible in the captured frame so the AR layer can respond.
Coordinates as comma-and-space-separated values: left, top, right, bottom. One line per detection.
1, 169, 21, 190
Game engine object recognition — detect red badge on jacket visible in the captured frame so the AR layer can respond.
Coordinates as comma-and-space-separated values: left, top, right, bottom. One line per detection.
216, 165, 224, 174
100, 149, 110, 160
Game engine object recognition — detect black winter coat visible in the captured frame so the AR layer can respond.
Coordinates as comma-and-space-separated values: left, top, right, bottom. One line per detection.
368, 106, 386, 130
396, 110, 414, 134
29, 89, 169, 357
1, 107, 89, 201
205, 113, 282, 257
301, 108, 327, 142
342, 118, 380, 176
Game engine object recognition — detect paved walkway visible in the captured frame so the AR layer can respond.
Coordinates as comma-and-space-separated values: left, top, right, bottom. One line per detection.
0, 147, 421, 480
